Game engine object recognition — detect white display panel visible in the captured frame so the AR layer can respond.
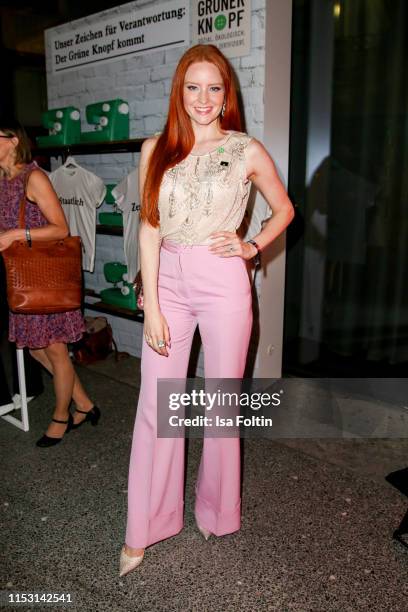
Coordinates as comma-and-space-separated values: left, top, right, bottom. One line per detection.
47, 1, 189, 74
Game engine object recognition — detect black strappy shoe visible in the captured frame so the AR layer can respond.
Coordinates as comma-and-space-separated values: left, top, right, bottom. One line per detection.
71, 405, 101, 430
36, 413, 74, 447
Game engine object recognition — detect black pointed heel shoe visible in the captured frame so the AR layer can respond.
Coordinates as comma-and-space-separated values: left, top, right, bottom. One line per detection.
36, 413, 73, 448
71, 405, 101, 430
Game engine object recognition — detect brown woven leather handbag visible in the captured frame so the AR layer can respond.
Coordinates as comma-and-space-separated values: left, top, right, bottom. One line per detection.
1, 168, 83, 314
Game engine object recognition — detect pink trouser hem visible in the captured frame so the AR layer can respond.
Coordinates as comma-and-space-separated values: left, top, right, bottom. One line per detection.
125, 502, 185, 549
195, 493, 241, 536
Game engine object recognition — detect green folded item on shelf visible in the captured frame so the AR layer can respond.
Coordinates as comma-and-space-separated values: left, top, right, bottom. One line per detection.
103, 262, 127, 284
98, 212, 123, 227
100, 287, 137, 310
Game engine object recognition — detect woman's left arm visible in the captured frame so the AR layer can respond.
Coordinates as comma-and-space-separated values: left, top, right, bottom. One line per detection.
209, 139, 295, 260
244, 138, 295, 252
0, 169, 69, 251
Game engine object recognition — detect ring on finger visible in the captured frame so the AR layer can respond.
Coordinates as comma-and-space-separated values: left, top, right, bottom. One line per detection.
157, 339, 166, 348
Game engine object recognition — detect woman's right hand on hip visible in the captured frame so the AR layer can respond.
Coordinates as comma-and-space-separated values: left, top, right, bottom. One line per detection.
143, 309, 171, 356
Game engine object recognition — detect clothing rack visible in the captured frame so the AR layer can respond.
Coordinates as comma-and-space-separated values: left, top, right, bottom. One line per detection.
32, 137, 145, 322
32, 138, 145, 163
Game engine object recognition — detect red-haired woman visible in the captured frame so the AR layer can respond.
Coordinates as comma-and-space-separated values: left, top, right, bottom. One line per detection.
120, 44, 294, 576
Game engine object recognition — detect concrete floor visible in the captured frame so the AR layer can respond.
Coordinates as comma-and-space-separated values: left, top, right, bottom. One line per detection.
1, 353, 408, 611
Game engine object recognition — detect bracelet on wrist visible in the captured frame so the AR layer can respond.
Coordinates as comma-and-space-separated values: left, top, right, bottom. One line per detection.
246, 239, 261, 266
25, 227, 32, 247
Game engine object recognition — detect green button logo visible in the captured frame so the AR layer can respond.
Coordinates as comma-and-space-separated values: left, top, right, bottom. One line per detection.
214, 14, 227, 31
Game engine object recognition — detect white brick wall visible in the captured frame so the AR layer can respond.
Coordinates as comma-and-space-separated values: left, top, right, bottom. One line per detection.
45, 0, 267, 370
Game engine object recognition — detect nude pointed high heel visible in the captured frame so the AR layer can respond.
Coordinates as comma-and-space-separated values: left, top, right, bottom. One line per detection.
196, 519, 212, 541
119, 546, 145, 577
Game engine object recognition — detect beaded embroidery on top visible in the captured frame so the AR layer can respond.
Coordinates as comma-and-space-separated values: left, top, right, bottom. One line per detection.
158, 131, 253, 245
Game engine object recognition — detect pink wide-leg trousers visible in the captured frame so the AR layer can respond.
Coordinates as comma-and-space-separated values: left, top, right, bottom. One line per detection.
125, 239, 253, 548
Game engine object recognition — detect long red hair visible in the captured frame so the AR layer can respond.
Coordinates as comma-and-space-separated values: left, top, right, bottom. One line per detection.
140, 44, 243, 227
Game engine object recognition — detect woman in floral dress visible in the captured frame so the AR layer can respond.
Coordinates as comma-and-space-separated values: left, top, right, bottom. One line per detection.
0, 118, 100, 447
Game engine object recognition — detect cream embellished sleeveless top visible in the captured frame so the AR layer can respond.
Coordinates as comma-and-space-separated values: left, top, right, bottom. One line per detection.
158, 131, 253, 245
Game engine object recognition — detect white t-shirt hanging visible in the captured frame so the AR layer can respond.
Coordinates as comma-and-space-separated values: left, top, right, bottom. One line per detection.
112, 168, 140, 282
49, 157, 106, 272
